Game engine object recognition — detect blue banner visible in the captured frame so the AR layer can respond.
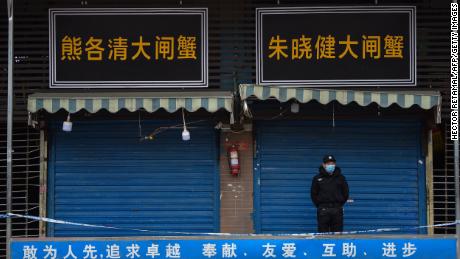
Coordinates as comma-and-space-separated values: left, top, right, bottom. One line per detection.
11, 237, 456, 259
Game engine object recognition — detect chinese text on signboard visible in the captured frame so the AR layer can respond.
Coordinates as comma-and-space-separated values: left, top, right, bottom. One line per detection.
49, 9, 208, 88
256, 6, 416, 86
12, 238, 456, 259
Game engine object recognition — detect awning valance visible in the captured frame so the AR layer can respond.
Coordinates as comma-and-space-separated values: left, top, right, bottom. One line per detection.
28, 92, 233, 114
240, 84, 441, 110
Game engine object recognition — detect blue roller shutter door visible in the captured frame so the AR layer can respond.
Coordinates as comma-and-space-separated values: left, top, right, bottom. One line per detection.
48, 120, 219, 236
254, 120, 425, 234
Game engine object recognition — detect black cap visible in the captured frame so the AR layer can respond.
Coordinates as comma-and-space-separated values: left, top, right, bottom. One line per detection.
323, 155, 336, 163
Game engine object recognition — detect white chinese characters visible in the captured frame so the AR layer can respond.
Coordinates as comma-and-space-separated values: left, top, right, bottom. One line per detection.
19, 240, 422, 259
383, 242, 417, 258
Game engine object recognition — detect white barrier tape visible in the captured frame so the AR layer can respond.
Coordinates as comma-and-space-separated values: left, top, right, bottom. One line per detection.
5, 213, 227, 236
3, 213, 460, 237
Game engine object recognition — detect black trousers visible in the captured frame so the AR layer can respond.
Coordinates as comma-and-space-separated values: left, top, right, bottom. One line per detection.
316, 207, 343, 233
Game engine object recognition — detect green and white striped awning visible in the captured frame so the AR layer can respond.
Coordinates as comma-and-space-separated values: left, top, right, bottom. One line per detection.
240, 84, 441, 110
28, 92, 233, 113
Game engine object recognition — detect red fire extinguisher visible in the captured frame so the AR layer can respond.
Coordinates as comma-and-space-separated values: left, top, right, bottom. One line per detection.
228, 145, 240, 176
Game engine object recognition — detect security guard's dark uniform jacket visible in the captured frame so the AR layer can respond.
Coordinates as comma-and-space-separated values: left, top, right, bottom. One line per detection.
310, 166, 349, 232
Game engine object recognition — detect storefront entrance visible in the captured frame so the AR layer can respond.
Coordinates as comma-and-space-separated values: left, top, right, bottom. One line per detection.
47, 120, 220, 236
253, 120, 426, 234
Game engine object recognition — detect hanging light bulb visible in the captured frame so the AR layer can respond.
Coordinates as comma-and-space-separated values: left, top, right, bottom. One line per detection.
182, 127, 190, 141
291, 101, 300, 113
62, 113, 72, 132
181, 108, 190, 141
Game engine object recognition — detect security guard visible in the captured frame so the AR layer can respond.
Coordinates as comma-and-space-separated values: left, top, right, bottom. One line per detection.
310, 155, 349, 233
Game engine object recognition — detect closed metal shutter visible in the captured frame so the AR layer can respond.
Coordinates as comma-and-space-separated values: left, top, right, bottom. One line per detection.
254, 120, 425, 234
47, 120, 219, 236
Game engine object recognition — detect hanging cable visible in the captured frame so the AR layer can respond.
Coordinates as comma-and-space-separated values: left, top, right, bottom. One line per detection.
242, 100, 253, 118
332, 102, 335, 128
270, 106, 290, 120
181, 108, 191, 141
138, 111, 142, 139
182, 108, 187, 128
143, 119, 207, 141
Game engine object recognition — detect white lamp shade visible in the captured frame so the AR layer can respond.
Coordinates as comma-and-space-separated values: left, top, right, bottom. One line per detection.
62, 121, 73, 132
182, 128, 191, 141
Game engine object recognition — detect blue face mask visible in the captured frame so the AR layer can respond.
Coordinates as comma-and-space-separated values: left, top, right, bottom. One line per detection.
324, 164, 335, 174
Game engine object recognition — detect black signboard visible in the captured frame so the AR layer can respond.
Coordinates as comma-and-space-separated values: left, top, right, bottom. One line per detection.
49, 8, 208, 88
256, 6, 416, 86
